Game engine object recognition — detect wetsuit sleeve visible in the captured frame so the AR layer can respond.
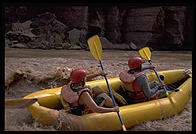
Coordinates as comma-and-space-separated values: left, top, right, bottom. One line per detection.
137, 75, 160, 99
141, 64, 151, 71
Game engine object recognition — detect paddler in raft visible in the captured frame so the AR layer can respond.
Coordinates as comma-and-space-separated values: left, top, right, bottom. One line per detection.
118, 56, 172, 104
60, 68, 119, 116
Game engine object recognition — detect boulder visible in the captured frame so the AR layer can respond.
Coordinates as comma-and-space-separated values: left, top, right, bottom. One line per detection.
67, 28, 87, 49
6, 12, 69, 50
68, 28, 81, 45
51, 19, 69, 33
30, 12, 56, 28
11, 42, 28, 48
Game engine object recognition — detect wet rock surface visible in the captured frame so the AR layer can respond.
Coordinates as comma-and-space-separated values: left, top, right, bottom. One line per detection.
5, 48, 192, 131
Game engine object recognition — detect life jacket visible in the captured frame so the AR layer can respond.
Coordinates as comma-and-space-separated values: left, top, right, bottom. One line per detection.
126, 72, 148, 103
61, 81, 93, 115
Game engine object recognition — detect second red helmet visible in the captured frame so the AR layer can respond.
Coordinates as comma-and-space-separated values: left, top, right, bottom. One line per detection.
128, 56, 143, 69
70, 68, 87, 83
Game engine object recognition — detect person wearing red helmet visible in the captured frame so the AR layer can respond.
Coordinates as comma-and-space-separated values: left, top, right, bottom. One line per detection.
60, 68, 119, 115
118, 56, 170, 104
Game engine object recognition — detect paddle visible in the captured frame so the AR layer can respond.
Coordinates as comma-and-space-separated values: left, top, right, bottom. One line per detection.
5, 98, 38, 109
87, 35, 127, 131
138, 47, 177, 112
5, 94, 55, 109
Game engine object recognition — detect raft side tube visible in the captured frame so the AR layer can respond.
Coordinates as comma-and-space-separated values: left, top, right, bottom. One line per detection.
24, 69, 191, 130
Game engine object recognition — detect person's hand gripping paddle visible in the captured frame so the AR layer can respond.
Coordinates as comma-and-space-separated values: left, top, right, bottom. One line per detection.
139, 47, 177, 113
87, 35, 127, 131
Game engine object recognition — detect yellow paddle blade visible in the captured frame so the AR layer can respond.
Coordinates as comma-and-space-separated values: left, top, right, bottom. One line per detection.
122, 125, 127, 131
87, 35, 102, 60
5, 98, 37, 109
139, 47, 151, 61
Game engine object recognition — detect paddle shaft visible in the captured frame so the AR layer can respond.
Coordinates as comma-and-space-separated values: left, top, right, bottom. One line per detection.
141, 48, 168, 93
148, 60, 177, 113
5, 98, 38, 109
99, 60, 126, 130
87, 35, 126, 131
148, 60, 168, 93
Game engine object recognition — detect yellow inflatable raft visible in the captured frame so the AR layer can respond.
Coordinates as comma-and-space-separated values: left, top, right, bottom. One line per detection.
24, 69, 192, 131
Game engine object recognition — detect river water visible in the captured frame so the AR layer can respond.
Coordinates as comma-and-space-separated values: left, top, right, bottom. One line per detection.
5, 48, 192, 131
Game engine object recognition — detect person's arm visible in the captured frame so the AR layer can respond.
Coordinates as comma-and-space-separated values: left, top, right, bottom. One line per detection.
137, 75, 160, 99
86, 71, 107, 81
80, 92, 119, 113
141, 64, 157, 71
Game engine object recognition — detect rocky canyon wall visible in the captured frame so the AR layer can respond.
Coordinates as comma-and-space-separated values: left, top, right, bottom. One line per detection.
4, 5, 193, 50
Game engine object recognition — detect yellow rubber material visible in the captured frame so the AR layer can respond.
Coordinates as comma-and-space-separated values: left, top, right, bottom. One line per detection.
24, 69, 192, 131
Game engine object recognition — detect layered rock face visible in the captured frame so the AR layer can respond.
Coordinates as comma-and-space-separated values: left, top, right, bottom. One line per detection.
123, 7, 161, 47
4, 6, 193, 50
147, 6, 189, 50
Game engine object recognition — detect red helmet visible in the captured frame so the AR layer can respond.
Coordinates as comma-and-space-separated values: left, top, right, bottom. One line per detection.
128, 56, 143, 69
70, 68, 87, 83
